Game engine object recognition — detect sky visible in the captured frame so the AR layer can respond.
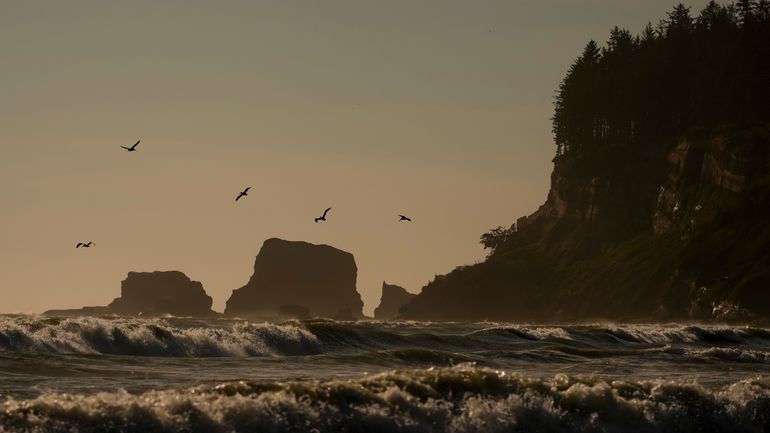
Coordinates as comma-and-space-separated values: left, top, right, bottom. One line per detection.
0, 0, 712, 315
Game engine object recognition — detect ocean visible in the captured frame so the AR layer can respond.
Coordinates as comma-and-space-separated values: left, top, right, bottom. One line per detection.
1, 315, 769, 432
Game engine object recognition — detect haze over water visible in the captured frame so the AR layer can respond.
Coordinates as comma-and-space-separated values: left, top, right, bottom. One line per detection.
0, 0, 712, 315
5, 1, 769, 432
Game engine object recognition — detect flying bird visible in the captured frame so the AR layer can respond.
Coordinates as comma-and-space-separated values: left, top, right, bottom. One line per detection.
398, 215, 412, 222
315, 207, 331, 223
76, 242, 95, 248
235, 187, 251, 202
120, 140, 140, 152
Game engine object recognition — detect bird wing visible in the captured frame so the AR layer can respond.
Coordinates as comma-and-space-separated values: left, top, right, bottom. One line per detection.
120, 146, 130, 150
235, 193, 243, 201
323, 207, 331, 217
244, 187, 251, 193
132, 140, 140, 149
76, 243, 84, 248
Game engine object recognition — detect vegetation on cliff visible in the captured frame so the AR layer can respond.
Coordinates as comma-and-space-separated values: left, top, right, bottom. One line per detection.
400, 2, 770, 323
552, 1, 770, 157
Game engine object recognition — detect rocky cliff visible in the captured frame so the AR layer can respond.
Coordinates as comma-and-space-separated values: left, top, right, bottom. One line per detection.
224, 238, 364, 318
374, 282, 415, 320
400, 126, 770, 323
44, 271, 218, 317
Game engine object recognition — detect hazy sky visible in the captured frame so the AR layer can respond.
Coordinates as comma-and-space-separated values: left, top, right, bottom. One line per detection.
1, 0, 711, 315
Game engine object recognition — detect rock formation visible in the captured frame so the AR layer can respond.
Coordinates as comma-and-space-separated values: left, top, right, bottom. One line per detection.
44, 271, 218, 317
225, 238, 364, 318
374, 282, 415, 320
108, 271, 216, 316
399, 126, 770, 323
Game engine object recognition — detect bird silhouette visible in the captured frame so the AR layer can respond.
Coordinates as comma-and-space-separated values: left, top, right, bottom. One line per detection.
315, 207, 331, 223
398, 215, 412, 222
76, 242, 95, 248
120, 140, 140, 152
236, 187, 251, 202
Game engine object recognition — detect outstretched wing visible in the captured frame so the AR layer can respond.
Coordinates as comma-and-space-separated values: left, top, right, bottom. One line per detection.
322, 207, 331, 217
120, 146, 130, 150
243, 187, 251, 194
131, 140, 140, 149
76, 243, 84, 248
235, 193, 244, 201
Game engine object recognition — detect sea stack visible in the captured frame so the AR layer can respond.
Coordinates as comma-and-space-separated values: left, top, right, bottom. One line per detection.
374, 282, 415, 320
44, 270, 218, 317
108, 271, 217, 316
224, 238, 364, 318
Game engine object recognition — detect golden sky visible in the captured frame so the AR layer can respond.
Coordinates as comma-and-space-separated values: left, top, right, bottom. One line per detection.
0, 0, 711, 314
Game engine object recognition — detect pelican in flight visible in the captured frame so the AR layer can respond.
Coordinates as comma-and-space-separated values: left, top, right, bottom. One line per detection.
236, 187, 251, 202
315, 207, 331, 223
76, 242, 95, 248
120, 140, 140, 152
398, 215, 412, 222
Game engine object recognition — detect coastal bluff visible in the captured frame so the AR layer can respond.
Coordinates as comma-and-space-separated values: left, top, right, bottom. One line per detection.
225, 238, 364, 318
374, 282, 415, 320
44, 271, 218, 317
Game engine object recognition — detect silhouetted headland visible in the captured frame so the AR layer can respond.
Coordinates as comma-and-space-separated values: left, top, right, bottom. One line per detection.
399, 5, 770, 324
374, 282, 415, 320
225, 238, 364, 318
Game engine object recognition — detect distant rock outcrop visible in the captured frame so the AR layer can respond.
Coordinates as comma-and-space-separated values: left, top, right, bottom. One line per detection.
374, 282, 415, 320
108, 271, 216, 316
44, 271, 218, 317
225, 238, 364, 318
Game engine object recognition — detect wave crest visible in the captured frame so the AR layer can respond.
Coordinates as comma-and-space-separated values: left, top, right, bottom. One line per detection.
1, 366, 769, 432
0, 316, 318, 356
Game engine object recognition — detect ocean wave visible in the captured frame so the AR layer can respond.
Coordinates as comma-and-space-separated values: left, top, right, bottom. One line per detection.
1, 365, 768, 433
467, 324, 770, 346
3, 317, 770, 361
0, 316, 318, 357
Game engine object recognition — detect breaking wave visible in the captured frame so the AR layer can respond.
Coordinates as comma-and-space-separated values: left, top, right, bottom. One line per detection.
1, 365, 768, 433
0, 316, 319, 357
2, 316, 770, 361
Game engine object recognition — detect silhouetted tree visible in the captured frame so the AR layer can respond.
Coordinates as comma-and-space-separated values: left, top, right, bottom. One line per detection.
481, 226, 515, 255
552, 1, 770, 157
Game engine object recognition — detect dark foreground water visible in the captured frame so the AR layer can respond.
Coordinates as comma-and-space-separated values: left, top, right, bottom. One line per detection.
1, 315, 769, 432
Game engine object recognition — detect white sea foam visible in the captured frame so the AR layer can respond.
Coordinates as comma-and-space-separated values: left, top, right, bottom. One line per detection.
0, 365, 768, 433
0, 316, 318, 356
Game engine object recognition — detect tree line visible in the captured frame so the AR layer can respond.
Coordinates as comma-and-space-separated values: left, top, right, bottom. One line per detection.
552, 1, 770, 157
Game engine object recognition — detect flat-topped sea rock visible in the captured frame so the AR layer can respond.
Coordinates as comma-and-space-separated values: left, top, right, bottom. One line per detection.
108, 271, 216, 317
44, 271, 218, 317
225, 238, 364, 318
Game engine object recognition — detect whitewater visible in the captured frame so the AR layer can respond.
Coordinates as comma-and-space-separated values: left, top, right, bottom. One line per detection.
1, 315, 769, 432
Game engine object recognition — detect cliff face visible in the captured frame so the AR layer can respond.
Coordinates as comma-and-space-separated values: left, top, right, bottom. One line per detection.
400, 126, 770, 323
108, 271, 216, 316
225, 238, 364, 318
374, 282, 415, 320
